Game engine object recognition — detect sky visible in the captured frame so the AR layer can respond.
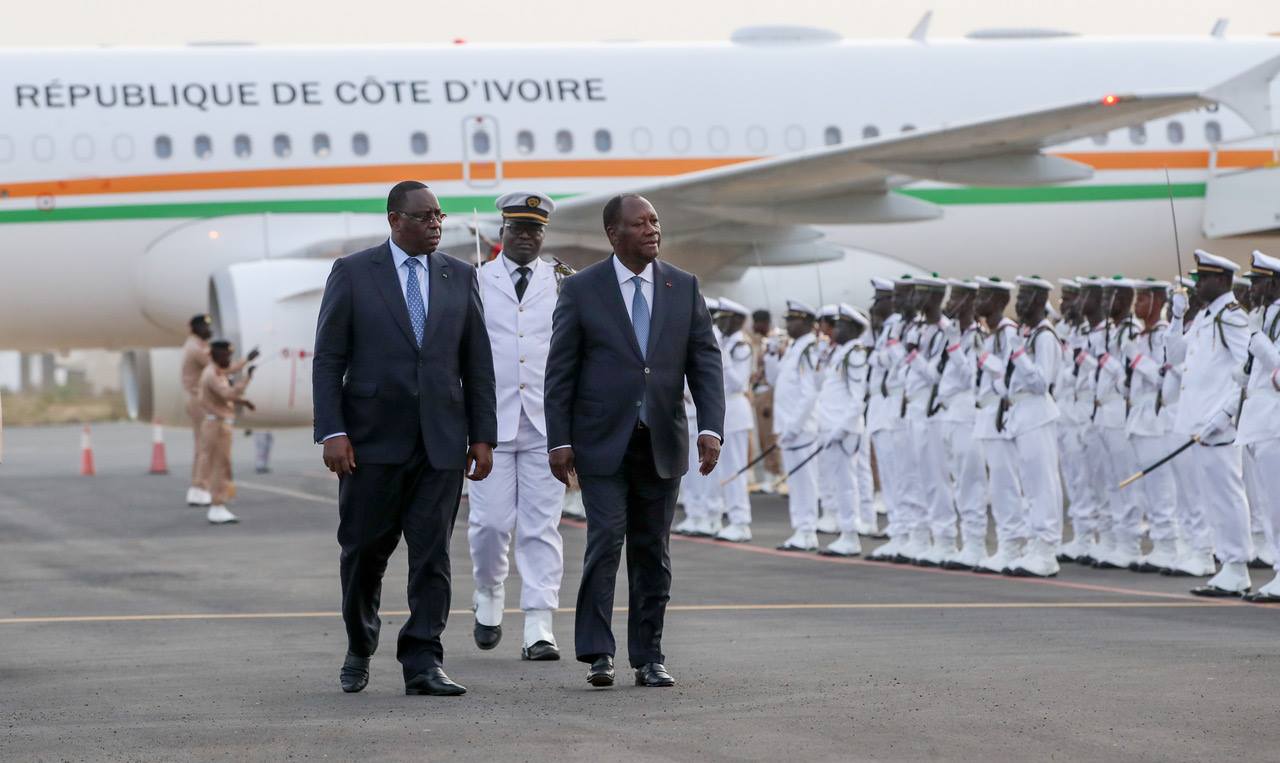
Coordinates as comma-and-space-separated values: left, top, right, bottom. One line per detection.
3, 0, 1278, 47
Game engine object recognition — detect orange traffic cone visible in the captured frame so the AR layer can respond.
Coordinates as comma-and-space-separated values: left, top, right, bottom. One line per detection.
80, 424, 96, 476
149, 420, 169, 475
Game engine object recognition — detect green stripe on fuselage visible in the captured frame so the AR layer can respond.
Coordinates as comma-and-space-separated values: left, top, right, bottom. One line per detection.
0, 183, 1208, 224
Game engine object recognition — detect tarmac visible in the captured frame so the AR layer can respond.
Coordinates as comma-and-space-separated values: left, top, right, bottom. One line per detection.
1, 422, 1278, 762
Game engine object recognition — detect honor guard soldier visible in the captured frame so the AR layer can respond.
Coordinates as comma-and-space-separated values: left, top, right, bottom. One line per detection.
769, 299, 823, 551
712, 298, 757, 542
1054, 279, 1102, 563
1238, 251, 1280, 601
814, 304, 871, 556
814, 304, 842, 535
936, 279, 990, 569
181, 315, 256, 507
1175, 250, 1254, 596
196, 339, 255, 524
467, 191, 567, 660
676, 299, 725, 537
867, 277, 911, 560
749, 310, 786, 492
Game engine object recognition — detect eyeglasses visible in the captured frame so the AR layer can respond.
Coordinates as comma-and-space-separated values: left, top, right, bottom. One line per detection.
396, 209, 447, 223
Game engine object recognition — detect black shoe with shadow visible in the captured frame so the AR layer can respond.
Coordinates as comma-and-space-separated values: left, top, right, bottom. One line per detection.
586, 655, 615, 687
339, 652, 370, 693
404, 667, 467, 696
634, 662, 675, 687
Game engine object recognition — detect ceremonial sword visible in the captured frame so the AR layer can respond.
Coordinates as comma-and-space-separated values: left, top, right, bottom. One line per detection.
1118, 435, 1199, 489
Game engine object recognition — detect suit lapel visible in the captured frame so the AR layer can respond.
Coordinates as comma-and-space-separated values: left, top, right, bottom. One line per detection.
646, 260, 669, 358
419, 252, 449, 351
600, 257, 644, 361
486, 259, 519, 304
521, 259, 554, 304
370, 243, 419, 351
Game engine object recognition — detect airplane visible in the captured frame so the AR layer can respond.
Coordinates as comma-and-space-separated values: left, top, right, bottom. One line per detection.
2, 21, 1280, 428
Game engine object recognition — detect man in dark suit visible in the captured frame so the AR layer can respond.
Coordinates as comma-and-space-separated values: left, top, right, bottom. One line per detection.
313, 181, 497, 697
545, 194, 725, 688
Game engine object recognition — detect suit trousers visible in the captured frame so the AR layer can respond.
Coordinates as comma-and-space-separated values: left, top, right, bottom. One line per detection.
721, 430, 752, 525
576, 427, 680, 668
337, 439, 463, 679
943, 420, 988, 543
467, 410, 565, 613
780, 440, 820, 533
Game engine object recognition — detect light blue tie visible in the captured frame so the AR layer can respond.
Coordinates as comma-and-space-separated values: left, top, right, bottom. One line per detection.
405, 259, 426, 347
631, 275, 650, 359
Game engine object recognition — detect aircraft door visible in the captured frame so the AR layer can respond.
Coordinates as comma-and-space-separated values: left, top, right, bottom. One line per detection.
462, 115, 502, 188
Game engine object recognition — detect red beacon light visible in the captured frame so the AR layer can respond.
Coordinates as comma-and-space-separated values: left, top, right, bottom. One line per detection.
1101, 94, 1121, 106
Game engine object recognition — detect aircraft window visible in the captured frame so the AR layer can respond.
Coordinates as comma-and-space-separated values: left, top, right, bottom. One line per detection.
0, 136, 13, 163
1091, 133, 1109, 146
631, 127, 653, 154
1205, 120, 1222, 143
273, 134, 292, 158
862, 125, 879, 140
594, 129, 612, 153
1166, 121, 1184, 145
194, 134, 213, 159
32, 135, 54, 162
472, 129, 492, 155
901, 124, 916, 133
515, 130, 534, 154
352, 132, 370, 156
155, 135, 173, 159
555, 129, 573, 154
313, 133, 331, 157
1128, 125, 1147, 145
72, 134, 94, 161
746, 125, 767, 152
234, 134, 252, 158
112, 135, 135, 161
824, 126, 842, 146
410, 131, 429, 155
707, 126, 729, 152
669, 127, 691, 154
784, 125, 805, 151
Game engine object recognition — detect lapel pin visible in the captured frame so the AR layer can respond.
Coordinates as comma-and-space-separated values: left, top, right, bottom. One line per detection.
443, 271, 449, 279
665, 281, 672, 288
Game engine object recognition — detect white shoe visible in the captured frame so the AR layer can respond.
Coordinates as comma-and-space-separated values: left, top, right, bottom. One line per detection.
206, 505, 238, 524
699, 514, 724, 537
1057, 534, 1091, 562
1012, 539, 1061, 578
896, 530, 932, 563
672, 516, 700, 536
1169, 549, 1216, 577
715, 523, 752, 543
820, 532, 862, 557
777, 529, 818, 552
947, 537, 987, 570
1192, 561, 1251, 597
815, 509, 839, 535
869, 536, 902, 560
473, 584, 505, 628
1137, 539, 1179, 573
977, 539, 1024, 574
188, 487, 212, 506
561, 490, 586, 519
1093, 540, 1140, 570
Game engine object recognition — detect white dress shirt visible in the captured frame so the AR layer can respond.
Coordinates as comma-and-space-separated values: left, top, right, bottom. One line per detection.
502, 252, 539, 285
612, 253, 654, 316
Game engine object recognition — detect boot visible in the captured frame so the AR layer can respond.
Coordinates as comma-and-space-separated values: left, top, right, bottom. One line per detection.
820, 532, 862, 557
1191, 561, 1251, 597
946, 535, 987, 570
1012, 538, 1061, 578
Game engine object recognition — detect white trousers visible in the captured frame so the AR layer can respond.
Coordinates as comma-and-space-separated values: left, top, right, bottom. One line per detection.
720, 429, 752, 525
1243, 447, 1274, 550
1016, 425, 1064, 545
908, 418, 957, 543
1244, 440, 1280, 567
1186, 442, 1252, 564
1166, 434, 1212, 554
781, 440, 821, 532
943, 420, 988, 541
1058, 422, 1100, 540
1129, 434, 1179, 542
856, 442, 876, 528
870, 429, 905, 538
982, 437, 1030, 545
1098, 426, 1143, 549
681, 431, 723, 520
817, 434, 861, 534
466, 411, 565, 612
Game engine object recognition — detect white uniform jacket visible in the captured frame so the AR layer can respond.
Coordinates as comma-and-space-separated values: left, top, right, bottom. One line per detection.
721, 330, 755, 435
1004, 319, 1061, 436
769, 332, 821, 444
479, 255, 556, 442
1237, 299, 1280, 446
1173, 292, 1250, 443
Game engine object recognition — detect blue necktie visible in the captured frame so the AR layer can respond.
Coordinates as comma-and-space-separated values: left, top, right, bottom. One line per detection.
631, 275, 650, 358
405, 259, 426, 347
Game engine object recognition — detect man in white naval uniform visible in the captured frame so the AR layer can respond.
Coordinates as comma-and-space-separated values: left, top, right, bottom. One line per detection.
713, 298, 757, 543
814, 304, 871, 556
936, 279, 990, 569
676, 299, 725, 537
1238, 251, 1280, 602
1241, 267, 1278, 572
1177, 250, 1254, 597
814, 305, 843, 536
867, 278, 914, 561
468, 192, 566, 660
768, 300, 823, 551
1054, 280, 1101, 564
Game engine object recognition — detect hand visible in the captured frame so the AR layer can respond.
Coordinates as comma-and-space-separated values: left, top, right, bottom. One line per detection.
240, 399, 256, 411
246, 347, 261, 362
1249, 311, 1264, 334
1198, 409, 1234, 442
323, 435, 357, 477
826, 429, 848, 448
1171, 291, 1188, 319
549, 447, 576, 486
697, 434, 721, 476
1249, 332, 1269, 356
247, 365, 257, 378
466, 443, 493, 481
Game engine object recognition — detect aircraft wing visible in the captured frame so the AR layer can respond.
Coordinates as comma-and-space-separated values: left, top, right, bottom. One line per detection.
544, 92, 1207, 275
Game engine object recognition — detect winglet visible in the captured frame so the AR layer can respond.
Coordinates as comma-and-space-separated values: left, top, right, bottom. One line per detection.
1211, 18, 1229, 38
909, 11, 932, 42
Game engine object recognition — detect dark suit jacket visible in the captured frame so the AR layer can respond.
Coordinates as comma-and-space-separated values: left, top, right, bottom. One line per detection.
312, 241, 497, 468
544, 256, 724, 479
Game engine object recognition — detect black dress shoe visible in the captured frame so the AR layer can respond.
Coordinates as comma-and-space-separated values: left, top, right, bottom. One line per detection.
1190, 584, 1249, 598
339, 652, 370, 693
1248, 557, 1271, 570
521, 641, 561, 661
586, 655, 615, 687
1243, 591, 1280, 603
404, 667, 467, 696
634, 662, 675, 687
474, 621, 502, 650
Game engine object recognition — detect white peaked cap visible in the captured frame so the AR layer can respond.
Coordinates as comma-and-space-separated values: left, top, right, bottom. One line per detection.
948, 278, 977, 290
870, 277, 895, 291
975, 276, 1014, 292
1178, 275, 1197, 289
818, 303, 839, 319
1249, 250, 1280, 277
1015, 275, 1054, 291
1058, 278, 1081, 290
786, 299, 817, 317
1193, 248, 1241, 274
716, 297, 750, 316
838, 303, 869, 327
1105, 275, 1137, 289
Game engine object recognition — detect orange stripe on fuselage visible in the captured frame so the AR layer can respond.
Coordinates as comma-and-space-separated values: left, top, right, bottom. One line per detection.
1, 151, 1275, 201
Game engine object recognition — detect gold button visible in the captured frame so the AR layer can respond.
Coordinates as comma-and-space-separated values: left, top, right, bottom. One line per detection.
519, 357, 525, 363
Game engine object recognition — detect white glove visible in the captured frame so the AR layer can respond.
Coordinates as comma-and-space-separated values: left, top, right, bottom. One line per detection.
779, 431, 800, 448
1171, 291, 1188, 320
1198, 408, 1234, 442
1231, 367, 1249, 387
1249, 331, 1270, 357
1249, 310, 1264, 334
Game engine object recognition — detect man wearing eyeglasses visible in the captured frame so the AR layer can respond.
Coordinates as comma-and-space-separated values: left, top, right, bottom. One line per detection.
313, 180, 497, 697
